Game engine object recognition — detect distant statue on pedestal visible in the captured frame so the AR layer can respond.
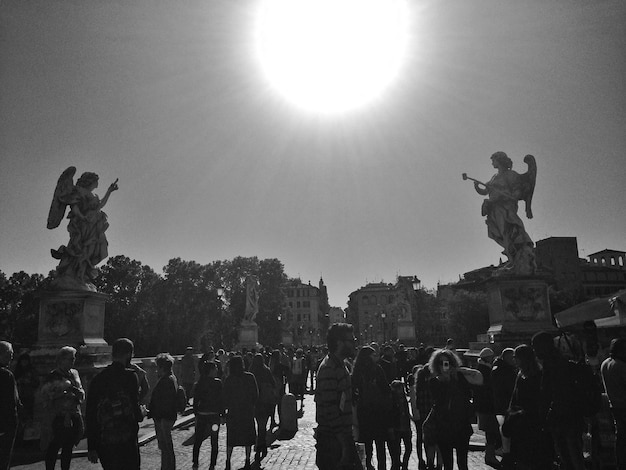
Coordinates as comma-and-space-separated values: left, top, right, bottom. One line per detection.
47, 167, 119, 291
463, 152, 537, 276
243, 275, 259, 325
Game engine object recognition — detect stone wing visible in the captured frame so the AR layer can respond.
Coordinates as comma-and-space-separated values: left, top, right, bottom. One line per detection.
519, 155, 536, 219
47, 166, 76, 229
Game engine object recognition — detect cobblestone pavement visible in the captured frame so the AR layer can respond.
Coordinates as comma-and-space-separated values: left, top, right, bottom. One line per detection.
12, 393, 490, 470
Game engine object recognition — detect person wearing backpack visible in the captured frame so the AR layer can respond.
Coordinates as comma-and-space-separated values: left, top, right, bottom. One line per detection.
149, 353, 178, 470
532, 331, 586, 470
86, 338, 143, 470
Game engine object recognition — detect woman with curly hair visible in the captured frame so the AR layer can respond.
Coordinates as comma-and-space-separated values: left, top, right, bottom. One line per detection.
424, 349, 483, 470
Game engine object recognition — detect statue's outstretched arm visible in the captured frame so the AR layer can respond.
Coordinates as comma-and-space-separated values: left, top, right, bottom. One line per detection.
474, 181, 489, 196
97, 178, 119, 210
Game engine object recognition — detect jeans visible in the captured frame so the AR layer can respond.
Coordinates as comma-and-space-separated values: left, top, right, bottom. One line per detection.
193, 414, 220, 466
438, 440, 469, 470
550, 425, 585, 470
45, 415, 81, 470
155, 418, 176, 470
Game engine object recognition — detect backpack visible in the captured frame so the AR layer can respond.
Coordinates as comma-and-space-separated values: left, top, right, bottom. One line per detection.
176, 385, 187, 414
97, 389, 137, 447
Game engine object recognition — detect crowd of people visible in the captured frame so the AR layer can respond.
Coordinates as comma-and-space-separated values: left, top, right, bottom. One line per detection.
0, 338, 324, 470
313, 325, 626, 470
0, 325, 625, 470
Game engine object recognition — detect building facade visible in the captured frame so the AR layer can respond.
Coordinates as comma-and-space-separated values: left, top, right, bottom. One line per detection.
281, 278, 329, 345
346, 276, 419, 345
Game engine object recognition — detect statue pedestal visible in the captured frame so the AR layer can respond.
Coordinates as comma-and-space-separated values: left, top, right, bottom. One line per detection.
34, 290, 111, 362
485, 276, 555, 341
281, 330, 294, 347
236, 322, 263, 351
24, 290, 112, 442
466, 276, 557, 362
397, 320, 416, 345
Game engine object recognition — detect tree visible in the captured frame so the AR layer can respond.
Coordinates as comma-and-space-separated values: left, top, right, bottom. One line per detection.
440, 290, 490, 348
256, 258, 288, 347
153, 258, 222, 354
0, 270, 46, 347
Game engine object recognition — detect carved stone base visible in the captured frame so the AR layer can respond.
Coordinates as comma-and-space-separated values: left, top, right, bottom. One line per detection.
485, 276, 557, 341
397, 320, 416, 345
36, 290, 111, 360
281, 330, 294, 346
236, 322, 263, 351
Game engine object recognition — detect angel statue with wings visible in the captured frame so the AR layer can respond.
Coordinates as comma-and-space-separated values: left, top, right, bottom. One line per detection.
463, 152, 537, 276
47, 167, 119, 291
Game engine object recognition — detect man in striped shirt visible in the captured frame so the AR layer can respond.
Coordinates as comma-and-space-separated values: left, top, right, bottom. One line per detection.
315, 323, 361, 470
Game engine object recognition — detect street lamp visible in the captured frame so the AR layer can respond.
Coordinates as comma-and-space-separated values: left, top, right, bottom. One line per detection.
412, 276, 421, 291
381, 312, 386, 343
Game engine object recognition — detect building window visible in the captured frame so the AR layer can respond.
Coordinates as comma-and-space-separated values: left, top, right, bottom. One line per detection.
303, 301, 311, 308
288, 302, 293, 308
389, 295, 394, 303
363, 296, 369, 305
297, 301, 301, 308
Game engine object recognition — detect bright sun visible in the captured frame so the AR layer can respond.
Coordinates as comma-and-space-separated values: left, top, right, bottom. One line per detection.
255, 0, 409, 114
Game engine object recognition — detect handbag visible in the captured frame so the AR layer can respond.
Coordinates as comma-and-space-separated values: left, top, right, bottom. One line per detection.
421, 406, 442, 445
502, 409, 525, 438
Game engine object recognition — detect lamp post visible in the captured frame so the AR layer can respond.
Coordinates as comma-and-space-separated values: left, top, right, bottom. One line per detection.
381, 312, 386, 343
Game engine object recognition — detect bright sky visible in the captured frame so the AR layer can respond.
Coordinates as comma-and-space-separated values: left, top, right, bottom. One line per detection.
1, 0, 625, 309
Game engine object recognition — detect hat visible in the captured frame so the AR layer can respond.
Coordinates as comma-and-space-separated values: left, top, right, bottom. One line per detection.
479, 348, 494, 358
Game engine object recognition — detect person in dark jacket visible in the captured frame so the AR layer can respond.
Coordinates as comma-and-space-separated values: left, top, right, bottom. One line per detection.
249, 353, 276, 462
223, 355, 258, 470
352, 346, 392, 470
269, 350, 289, 428
379, 345, 398, 384
389, 380, 412, 470
508, 344, 553, 470
86, 338, 143, 470
532, 331, 586, 470
0, 341, 20, 470
192, 360, 224, 470
475, 348, 502, 469
491, 348, 517, 465
149, 353, 178, 470
427, 349, 483, 470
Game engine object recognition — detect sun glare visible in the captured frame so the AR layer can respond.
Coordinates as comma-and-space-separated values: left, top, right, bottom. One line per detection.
255, 0, 409, 114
